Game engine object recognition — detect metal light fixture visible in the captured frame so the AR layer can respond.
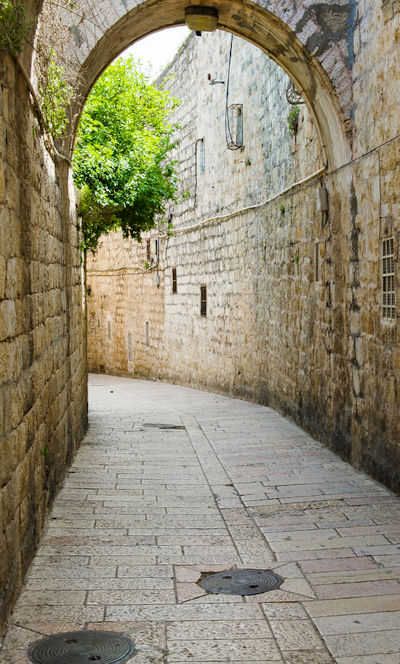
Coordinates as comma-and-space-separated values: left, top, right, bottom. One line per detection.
185, 6, 219, 34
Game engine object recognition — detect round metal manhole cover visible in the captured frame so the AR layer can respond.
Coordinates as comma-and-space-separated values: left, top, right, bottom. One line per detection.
199, 568, 284, 595
28, 631, 136, 664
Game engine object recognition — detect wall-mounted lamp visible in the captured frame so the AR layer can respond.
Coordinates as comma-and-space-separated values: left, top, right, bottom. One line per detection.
185, 6, 219, 35
208, 73, 224, 85
316, 186, 329, 212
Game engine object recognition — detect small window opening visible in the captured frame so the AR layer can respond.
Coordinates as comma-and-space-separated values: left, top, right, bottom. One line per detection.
197, 138, 205, 174
146, 239, 151, 261
107, 320, 112, 340
145, 321, 150, 347
382, 237, 396, 319
172, 268, 177, 294
226, 104, 244, 150
315, 242, 319, 282
200, 285, 207, 317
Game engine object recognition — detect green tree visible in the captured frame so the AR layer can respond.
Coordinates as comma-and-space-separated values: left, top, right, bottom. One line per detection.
73, 56, 180, 252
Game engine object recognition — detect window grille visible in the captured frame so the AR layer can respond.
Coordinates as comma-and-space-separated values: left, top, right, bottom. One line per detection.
146, 239, 151, 261
172, 268, 177, 294
200, 285, 207, 317
382, 237, 396, 319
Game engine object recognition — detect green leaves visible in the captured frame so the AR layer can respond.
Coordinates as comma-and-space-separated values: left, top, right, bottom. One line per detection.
38, 50, 72, 138
287, 105, 300, 137
73, 56, 180, 253
0, 0, 34, 53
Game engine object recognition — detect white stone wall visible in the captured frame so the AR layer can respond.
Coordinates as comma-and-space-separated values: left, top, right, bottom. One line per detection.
87, 33, 325, 399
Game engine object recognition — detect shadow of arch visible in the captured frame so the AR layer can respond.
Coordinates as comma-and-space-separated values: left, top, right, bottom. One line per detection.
63, 0, 352, 170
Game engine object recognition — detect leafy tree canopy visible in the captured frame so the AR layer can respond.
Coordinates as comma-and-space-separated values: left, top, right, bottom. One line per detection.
73, 56, 180, 252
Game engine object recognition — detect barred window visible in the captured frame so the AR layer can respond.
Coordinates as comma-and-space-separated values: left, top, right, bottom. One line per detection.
382, 237, 396, 319
200, 285, 207, 317
172, 268, 177, 294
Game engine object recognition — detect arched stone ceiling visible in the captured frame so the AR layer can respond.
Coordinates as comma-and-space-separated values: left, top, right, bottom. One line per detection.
36, 0, 355, 168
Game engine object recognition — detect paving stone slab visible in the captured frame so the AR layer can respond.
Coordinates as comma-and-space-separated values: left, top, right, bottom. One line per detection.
105, 603, 263, 621
85, 622, 166, 648
314, 579, 400, 599
282, 651, 334, 664
166, 638, 282, 661
314, 610, 400, 635
324, 629, 400, 657
261, 603, 309, 620
166, 620, 273, 640
305, 594, 400, 617
335, 656, 400, 663
269, 619, 326, 651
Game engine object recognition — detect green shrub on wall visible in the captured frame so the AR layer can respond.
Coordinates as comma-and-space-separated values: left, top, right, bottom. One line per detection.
287, 105, 300, 137
37, 49, 73, 138
0, 0, 33, 53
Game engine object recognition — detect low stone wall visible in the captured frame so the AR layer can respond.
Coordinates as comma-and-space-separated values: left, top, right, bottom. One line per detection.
0, 52, 87, 634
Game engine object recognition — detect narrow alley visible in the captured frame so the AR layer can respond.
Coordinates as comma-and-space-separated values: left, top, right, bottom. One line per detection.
2, 375, 400, 663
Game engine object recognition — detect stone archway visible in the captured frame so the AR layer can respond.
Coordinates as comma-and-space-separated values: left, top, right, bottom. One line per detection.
37, 0, 353, 169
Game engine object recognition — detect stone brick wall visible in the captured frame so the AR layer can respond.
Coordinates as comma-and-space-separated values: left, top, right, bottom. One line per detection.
0, 52, 87, 634
87, 19, 400, 495
86, 35, 327, 422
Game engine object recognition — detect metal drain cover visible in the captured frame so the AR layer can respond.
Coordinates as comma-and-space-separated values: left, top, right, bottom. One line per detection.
199, 568, 283, 595
143, 423, 185, 430
29, 631, 136, 664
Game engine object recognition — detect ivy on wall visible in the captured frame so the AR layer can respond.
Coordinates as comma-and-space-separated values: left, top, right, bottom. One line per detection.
0, 0, 33, 53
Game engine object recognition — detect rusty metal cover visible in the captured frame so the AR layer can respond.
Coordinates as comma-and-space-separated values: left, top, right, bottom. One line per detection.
28, 631, 136, 664
199, 568, 283, 595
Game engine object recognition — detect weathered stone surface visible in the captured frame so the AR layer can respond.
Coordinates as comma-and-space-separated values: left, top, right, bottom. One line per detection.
0, 50, 87, 634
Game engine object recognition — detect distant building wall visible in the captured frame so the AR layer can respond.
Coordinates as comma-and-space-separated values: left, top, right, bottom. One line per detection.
87, 23, 400, 496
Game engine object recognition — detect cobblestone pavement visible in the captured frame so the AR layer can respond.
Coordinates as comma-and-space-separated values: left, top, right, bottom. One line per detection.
2, 375, 400, 663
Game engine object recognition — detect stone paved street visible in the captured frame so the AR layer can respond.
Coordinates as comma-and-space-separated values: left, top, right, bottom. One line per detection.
1, 374, 400, 663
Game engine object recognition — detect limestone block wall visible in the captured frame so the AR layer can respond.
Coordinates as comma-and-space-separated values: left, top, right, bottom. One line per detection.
86, 35, 327, 410
0, 52, 87, 633
87, 238, 165, 378
87, 17, 400, 495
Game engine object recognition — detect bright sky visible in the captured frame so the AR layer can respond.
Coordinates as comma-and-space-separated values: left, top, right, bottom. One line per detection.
122, 26, 191, 79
